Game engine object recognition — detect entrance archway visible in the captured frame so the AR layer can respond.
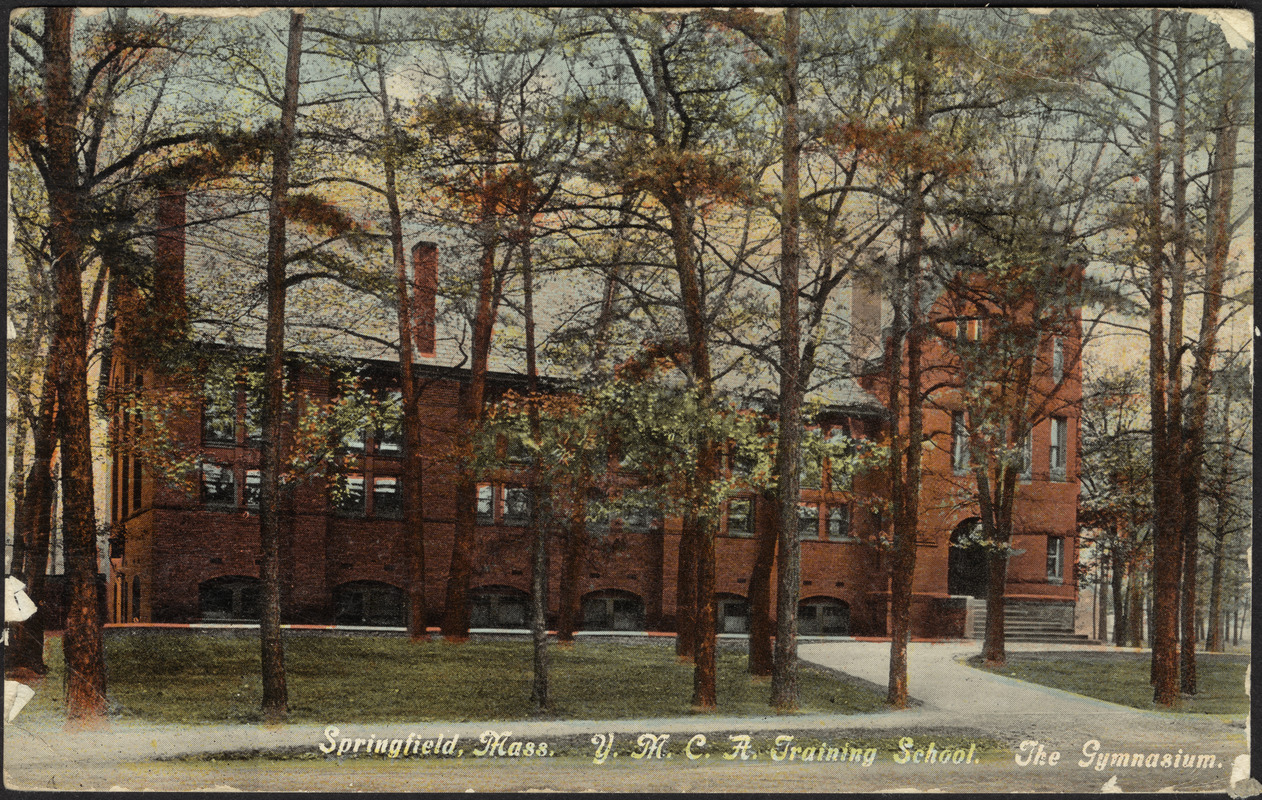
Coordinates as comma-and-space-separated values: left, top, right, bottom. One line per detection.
947, 518, 989, 599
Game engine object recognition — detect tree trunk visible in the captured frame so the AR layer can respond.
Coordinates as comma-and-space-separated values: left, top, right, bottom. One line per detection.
982, 549, 1008, 664
1111, 546, 1126, 646
11, 358, 59, 674
441, 233, 501, 639
372, 20, 428, 642
692, 456, 718, 709
257, 9, 305, 724
770, 7, 802, 713
557, 492, 587, 643
1127, 562, 1145, 647
675, 513, 698, 660
1097, 570, 1109, 644
520, 218, 551, 713
1178, 42, 1242, 695
887, 10, 932, 709
746, 489, 777, 676
1141, 8, 1180, 708
44, 7, 107, 725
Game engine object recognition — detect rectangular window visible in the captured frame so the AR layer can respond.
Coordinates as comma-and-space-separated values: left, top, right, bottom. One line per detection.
201, 463, 235, 506
341, 426, 366, 453
202, 383, 237, 444
376, 390, 403, 454
956, 318, 982, 341
727, 498, 753, 537
952, 411, 970, 473
623, 502, 660, 534
826, 505, 852, 541
476, 484, 495, 525
1047, 536, 1065, 583
1052, 336, 1064, 384
505, 437, 533, 465
373, 477, 401, 518
826, 426, 852, 491
797, 503, 820, 540
1020, 432, 1033, 480
1050, 417, 1068, 480
243, 388, 262, 445
244, 470, 261, 508
502, 486, 531, 526
799, 449, 822, 491
335, 474, 365, 515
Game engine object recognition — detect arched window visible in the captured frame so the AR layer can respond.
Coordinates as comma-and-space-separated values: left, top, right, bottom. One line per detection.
798, 596, 850, 636
717, 593, 750, 634
334, 580, 406, 627
582, 589, 644, 631
198, 576, 261, 621
470, 585, 529, 629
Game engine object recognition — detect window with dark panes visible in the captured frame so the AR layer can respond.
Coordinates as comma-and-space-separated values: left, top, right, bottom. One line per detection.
797, 503, 820, 540
373, 476, 401, 518
202, 378, 237, 444
826, 505, 852, 540
727, 498, 753, 537
718, 596, 750, 633
502, 486, 531, 526
622, 502, 660, 533
201, 463, 235, 506
244, 470, 261, 508
1047, 536, 1065, 583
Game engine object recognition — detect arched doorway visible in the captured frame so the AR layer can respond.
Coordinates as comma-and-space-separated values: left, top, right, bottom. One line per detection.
948, 518, 989, 599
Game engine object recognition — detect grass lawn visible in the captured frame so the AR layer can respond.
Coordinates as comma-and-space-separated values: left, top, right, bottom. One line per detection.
969, 651, 1249, 715
22, 632, 887, 723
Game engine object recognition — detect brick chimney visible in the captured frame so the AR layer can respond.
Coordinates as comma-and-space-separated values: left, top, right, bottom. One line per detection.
849, 271, 884, 372
153, 188, 188, 330
410, 241, 437, 357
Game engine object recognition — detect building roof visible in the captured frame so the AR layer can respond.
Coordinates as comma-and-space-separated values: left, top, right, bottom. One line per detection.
175, 191, 886, 417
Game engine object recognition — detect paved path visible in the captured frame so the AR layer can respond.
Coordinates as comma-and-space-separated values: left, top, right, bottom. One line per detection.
4, 640, 1251, 793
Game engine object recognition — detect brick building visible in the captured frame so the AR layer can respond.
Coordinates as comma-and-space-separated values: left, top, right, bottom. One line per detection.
106, 192, 1080, 638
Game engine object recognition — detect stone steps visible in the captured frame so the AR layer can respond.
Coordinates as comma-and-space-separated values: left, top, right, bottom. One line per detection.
967, 599, 1094, 643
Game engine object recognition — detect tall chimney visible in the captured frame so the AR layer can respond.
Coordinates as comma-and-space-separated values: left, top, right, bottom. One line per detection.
153, 188, 188, 330
411, 241, 437, 357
